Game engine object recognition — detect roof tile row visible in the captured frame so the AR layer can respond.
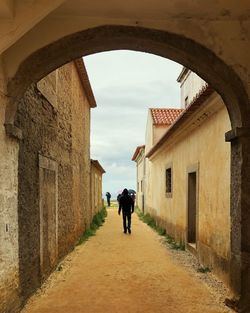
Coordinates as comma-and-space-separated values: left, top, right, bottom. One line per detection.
150, 108, 184, 125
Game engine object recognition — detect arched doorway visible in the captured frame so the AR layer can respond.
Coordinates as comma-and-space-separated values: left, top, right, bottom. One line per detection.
4, 25, 250, 312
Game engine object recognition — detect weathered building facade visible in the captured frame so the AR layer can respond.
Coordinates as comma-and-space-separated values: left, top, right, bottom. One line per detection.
90, 160, 105, 216
132, 145, 145, 212
135, 69, 232, 287
0, 59, 97, 313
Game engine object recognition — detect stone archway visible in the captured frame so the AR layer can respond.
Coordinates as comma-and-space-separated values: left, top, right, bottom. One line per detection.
5, 25, 249, 127
5, 25, 250, 312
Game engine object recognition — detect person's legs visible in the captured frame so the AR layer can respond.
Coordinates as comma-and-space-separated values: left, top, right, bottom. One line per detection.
122, 211, 127, 233
127, 213, 131, 234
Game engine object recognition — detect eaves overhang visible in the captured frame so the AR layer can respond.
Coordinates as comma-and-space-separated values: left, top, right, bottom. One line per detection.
132, 145, 145, 161
74, 58, 97, 108
91, 159, 106, 174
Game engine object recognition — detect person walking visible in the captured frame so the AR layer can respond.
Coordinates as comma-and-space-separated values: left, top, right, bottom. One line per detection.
118, 188, 134, 234
106, 192, 111, 207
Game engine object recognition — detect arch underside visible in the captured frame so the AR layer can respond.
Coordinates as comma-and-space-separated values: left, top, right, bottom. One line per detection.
6, 25, 250, 129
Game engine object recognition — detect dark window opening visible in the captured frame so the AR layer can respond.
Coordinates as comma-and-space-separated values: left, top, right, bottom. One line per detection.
166, 168, 172, 193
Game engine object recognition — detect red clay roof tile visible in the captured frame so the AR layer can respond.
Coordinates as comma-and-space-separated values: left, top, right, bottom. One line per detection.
146, 85, 214, 158
150, 108, 184, 125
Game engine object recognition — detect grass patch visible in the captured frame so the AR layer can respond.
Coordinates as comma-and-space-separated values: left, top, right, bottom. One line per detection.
164, 234, 185, 250
136, 208, 163, 234
77, 207, 107, 245
157, 227, 167, 236
141, 213, 157, 228
135, 207, 143, 218
197, 266, 211, 273
136, 207, 185, 250
170, 241, 185, 251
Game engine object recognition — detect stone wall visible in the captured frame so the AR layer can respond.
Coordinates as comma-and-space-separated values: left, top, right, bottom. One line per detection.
90, 161, 104, 216
0, 58, 20, 313
71, 63, 91, 230
13, 60, 92, 309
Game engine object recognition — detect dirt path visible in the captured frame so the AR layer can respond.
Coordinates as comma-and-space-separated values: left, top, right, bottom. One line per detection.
22, 208, 232, 313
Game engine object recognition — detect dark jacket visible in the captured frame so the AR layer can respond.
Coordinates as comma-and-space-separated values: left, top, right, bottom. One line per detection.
118, 194, 134, 214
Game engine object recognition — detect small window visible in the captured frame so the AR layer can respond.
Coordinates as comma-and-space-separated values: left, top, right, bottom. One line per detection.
165, 168, 172, 194
185, 96, 189, 108
141, 180, 143, 192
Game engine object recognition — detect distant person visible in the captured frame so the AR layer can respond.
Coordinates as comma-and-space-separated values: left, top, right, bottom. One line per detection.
106, 192, 111, 207
118, 188, 134, 234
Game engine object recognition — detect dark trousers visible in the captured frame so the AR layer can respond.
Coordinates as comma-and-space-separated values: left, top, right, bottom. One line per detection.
122, 211, 131, 232
107, 198, 110, 206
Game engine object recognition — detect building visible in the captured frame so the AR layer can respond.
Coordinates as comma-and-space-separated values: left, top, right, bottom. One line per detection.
132, 145, 145, 211
0, 5, 249, 308
177, 67, 207, 109
0, 59, 101, 313
135, 68, 231, 287
145, 108, 184, 154
91, 160, 105, 215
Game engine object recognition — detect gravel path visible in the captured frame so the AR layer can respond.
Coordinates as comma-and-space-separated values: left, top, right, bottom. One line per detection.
21, 208, 233, 313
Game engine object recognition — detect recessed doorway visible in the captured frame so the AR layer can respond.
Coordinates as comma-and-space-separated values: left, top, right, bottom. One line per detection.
187, 171, 197, 246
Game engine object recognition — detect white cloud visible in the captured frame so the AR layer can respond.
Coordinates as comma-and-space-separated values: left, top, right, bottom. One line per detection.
84, 50, 182, 197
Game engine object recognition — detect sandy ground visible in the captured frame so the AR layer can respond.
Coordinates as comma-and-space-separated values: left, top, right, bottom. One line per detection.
21, 208, 233, 313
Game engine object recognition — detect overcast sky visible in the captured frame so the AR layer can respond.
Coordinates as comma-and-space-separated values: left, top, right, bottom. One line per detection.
84, 50, 182, 198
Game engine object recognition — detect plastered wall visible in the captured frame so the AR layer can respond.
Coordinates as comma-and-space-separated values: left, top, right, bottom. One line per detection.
135, 151, 145, 211
180, 71, 207, 108
146, 95, 231, 285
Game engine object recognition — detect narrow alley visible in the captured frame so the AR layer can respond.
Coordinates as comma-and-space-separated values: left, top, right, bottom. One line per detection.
21, 208, 232, 313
